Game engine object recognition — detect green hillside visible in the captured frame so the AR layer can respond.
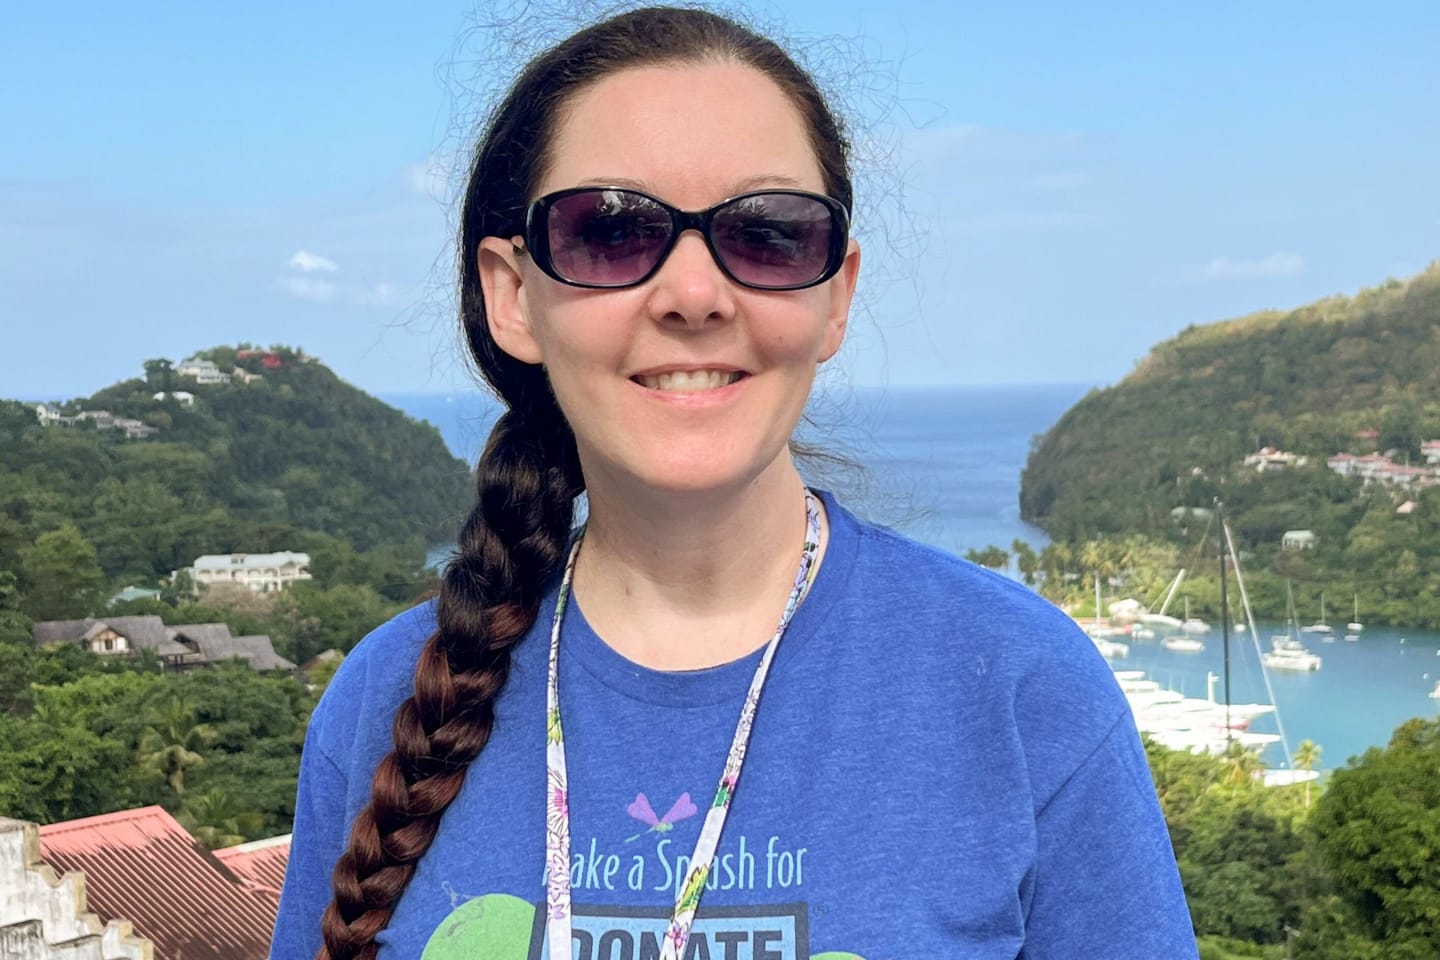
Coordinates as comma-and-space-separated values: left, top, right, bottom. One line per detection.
1017, 261, 1440, 627
1, 345, 472, 590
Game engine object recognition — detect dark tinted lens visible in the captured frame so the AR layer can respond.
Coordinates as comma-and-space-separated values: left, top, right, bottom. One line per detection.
546, 190, 673, 285
711, 193, 835, 288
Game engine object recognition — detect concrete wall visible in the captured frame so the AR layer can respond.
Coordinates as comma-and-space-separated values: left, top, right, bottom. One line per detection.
0, 819, 151, 960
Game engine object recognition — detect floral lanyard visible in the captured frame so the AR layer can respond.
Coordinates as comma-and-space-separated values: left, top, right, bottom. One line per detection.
545, 490, 822, 960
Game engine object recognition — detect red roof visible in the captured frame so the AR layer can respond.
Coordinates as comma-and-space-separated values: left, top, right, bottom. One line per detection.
215, 835, 291, 909
38, 806, 278, 959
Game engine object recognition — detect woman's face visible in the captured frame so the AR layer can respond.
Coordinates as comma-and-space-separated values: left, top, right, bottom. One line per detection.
480, 61, 860, 501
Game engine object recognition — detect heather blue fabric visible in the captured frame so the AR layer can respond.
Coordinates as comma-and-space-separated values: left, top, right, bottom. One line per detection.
272, 492, 1198, 959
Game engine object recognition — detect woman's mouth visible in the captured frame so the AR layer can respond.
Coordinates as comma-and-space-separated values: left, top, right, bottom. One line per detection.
632, 370, 746, 393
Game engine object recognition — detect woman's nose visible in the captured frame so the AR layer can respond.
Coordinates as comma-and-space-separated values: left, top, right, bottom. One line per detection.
645, 231, 736, 328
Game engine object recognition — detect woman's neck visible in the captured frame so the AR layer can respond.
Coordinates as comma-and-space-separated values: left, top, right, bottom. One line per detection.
571, 459, 825, 671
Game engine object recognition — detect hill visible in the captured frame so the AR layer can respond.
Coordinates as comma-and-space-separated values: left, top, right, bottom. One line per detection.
0, 345, 473, 590
1016, 262, 1440, 627
1021, 262, 1440, 541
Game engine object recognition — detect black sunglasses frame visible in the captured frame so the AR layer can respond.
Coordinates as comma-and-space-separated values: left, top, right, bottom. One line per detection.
521, 187, 851, 291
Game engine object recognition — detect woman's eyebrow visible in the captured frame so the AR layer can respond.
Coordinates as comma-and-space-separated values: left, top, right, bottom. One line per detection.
570, 174, 809, 194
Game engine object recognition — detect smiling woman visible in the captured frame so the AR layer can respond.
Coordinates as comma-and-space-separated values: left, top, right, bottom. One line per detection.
269, 7, 1199, 960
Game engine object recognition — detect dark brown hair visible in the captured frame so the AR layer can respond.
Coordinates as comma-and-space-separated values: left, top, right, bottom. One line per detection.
316, 7, 853, 957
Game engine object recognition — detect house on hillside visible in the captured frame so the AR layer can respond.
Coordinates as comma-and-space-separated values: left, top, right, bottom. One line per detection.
31, 617, 295, 672
1242, 447, 1308, 471
175, 357, 230, 384
33, 616, 192, 665
151, 390, 195, 405
33, 403, 78, 427
75, 410, 158, 439
1282, 529, 1317, 551
166, 622, 295, 672
107, 585, 162, 607
1422, 439, 1440, 465
187, 551, 312, 593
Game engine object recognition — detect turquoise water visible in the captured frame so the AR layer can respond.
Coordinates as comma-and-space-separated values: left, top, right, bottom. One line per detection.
1121, 625, 1440, 768
384, 384, 1440, 768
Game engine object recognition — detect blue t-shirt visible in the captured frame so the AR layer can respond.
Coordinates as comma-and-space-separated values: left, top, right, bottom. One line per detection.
272, 493, 1197, 959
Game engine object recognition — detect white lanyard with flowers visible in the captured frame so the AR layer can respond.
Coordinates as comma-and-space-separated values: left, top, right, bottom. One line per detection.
545, 490, 822, 960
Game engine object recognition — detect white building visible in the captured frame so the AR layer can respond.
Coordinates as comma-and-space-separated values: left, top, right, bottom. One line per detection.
1282, 530, 1317, 551
175, 358, 231, 384
188, 552, 312, 593
1242, 447, 1307, 471
152, 390, 195, 405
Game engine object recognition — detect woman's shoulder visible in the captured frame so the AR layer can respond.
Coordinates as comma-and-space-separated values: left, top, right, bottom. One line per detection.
826, 495, 1080, 642
305, 600, 440, 763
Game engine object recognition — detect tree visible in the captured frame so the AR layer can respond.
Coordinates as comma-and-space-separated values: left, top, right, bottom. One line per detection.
1293, 739, 1321, 808
1011, 539, 1039, 586
138, 695, 217, 795
21, 525, 108, 620
143, 358, 174, 393
1305, 718, 1440, 956
963, 544, 1010, 571
179, 788, 265, 849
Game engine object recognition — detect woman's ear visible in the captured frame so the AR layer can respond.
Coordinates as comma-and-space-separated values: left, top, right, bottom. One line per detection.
818, 239, 861, 363
478, 236, 543, 364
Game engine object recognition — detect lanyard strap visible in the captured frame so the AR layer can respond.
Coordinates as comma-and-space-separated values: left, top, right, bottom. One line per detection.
545, 491, 822, 959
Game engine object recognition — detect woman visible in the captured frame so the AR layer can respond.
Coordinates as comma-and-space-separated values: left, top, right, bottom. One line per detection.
272, 7, 1197, 959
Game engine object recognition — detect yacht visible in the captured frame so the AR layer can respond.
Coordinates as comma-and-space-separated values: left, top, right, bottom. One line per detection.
1263, 635, 1322, 672
1162, 635, 1205, 653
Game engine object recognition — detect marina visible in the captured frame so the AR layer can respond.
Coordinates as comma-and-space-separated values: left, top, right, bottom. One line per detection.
1105, 623, 1440, 769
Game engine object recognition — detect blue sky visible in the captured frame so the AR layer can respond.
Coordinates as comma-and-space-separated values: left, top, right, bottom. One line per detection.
4, 0, 1437, 399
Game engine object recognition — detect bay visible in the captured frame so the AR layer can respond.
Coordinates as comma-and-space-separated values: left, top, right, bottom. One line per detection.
382, 383, 1440, 768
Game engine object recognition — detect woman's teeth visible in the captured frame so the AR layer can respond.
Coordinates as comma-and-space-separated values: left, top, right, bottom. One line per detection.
636, 370, 742, 392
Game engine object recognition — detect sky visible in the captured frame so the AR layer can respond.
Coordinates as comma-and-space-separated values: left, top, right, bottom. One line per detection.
3, 0, 1438, 400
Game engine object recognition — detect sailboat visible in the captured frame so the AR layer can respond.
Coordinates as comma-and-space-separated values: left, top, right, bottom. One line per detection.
1181, 597, 1210, 634
1217, 511, 1319, 786
1087, 573, 1129, 659
1345, 595, 1363, 640
1302, 593, 1333, 634
1265, 583, 1323, 671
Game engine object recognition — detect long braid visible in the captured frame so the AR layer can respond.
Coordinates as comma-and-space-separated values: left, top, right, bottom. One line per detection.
316, 403, 581, 960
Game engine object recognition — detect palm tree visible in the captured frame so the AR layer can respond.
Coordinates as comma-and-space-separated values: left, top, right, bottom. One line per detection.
1221, 741, 1265, 787
179, 789, 264, 849
138, 695, 216, 795
1294, 739, 1322, 808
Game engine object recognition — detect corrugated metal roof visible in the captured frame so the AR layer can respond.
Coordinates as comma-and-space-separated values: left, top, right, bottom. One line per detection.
37, 806, 277, 960
214, 836, 291, 909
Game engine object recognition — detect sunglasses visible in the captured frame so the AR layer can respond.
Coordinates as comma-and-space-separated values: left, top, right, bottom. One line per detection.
520, 187, 850, 291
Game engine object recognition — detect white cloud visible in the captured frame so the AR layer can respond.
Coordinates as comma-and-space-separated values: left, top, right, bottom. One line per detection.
288, 249, 339, 273
1192, 253, 1305, 280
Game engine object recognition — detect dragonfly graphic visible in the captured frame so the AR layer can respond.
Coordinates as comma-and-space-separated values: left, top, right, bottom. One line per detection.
624, 792, 698, 842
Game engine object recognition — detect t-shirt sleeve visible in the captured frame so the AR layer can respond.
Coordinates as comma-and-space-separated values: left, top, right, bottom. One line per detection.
270, 721, 352, 960
1022, 710, 1199, 959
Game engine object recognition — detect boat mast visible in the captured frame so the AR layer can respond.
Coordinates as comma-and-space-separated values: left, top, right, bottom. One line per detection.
1217, 499, 1231, 744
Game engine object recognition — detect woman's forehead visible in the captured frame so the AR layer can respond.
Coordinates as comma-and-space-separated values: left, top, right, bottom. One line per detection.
539, 61, 825, 202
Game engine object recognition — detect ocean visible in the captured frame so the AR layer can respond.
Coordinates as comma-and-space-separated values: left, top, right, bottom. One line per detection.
382, 384, 1440, 769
